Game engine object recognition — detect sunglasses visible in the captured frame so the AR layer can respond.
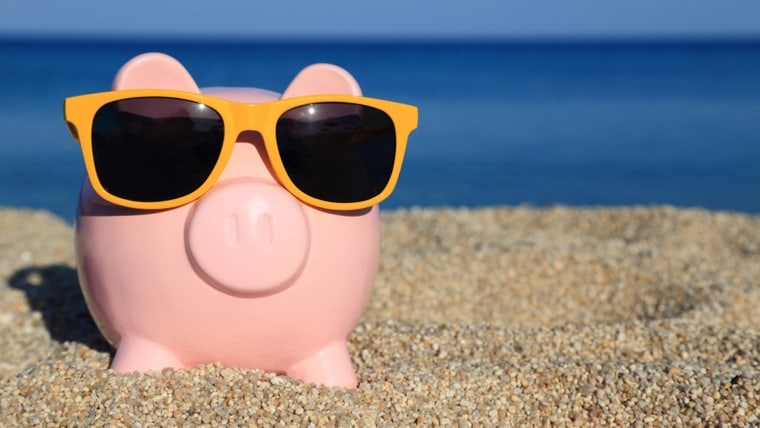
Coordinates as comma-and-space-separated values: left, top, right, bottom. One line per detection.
64, 89, 418, 211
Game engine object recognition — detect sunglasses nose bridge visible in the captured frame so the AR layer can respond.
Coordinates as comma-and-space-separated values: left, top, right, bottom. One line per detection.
217, 104, 281, 184
229, 103, 268, 136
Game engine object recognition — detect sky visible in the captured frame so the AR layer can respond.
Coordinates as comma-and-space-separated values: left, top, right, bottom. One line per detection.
2, 0, 760, 40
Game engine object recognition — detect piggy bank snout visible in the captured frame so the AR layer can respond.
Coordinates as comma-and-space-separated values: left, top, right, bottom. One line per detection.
186, 180, 310, 296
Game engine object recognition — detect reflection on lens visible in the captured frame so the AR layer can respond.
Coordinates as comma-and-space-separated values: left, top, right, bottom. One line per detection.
275, 102, 396, 204
91, 97, 225, 202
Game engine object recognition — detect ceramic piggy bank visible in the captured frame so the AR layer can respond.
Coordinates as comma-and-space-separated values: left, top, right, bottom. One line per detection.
64, 53, 417, 388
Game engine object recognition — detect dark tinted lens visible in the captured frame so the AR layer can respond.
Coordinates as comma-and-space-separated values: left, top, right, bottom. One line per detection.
275, 103, 396, 203
91, 97, 224, 202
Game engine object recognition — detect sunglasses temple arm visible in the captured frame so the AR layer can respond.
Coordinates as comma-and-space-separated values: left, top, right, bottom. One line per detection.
65, 121, 82, 144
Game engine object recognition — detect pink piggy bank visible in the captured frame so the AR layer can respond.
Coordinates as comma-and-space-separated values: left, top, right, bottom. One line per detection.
65, 53, 417, 388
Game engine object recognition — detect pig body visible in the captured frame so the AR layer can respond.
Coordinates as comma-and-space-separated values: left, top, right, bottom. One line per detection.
74, 53, 381, 388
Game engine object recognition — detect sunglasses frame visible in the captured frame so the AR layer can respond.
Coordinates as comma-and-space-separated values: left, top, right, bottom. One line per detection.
64, 89, 418, 211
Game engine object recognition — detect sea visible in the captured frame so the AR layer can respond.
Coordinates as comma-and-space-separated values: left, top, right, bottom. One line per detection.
1, 38, 759, 222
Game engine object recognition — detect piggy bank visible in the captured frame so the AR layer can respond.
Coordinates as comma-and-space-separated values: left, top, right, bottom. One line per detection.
64, 53, 417, 388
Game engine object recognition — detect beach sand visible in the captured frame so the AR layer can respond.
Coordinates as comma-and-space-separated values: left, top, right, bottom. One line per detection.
0, 206, 758, 426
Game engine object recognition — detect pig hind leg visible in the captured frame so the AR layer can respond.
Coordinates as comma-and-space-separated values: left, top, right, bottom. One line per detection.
110, 336, 185, 373
287, 341, 358, 389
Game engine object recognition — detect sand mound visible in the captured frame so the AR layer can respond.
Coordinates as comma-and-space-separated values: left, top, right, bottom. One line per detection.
1, 206, 758, 425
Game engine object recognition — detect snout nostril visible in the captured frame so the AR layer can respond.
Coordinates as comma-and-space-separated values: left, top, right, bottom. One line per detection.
225, 214, 240, 246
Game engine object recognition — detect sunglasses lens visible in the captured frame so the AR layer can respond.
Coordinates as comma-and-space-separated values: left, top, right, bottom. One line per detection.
275, 103, 396, 204
91, 97, 224, 203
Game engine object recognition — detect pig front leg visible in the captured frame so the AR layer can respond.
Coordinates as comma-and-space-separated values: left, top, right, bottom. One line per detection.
287, 341, 358, 389
110, 336, 185, 373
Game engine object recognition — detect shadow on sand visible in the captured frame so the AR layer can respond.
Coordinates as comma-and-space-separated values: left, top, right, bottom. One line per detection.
8, 264, 111, 353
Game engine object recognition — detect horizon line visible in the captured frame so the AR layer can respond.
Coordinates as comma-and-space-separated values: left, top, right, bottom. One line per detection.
2, 33, 760, 47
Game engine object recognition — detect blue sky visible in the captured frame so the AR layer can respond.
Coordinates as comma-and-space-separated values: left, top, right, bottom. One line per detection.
2, 0, 760, 40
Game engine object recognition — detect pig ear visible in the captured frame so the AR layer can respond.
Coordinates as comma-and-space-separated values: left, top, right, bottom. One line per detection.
112, 52, 200, 92
281, 63, 362, 98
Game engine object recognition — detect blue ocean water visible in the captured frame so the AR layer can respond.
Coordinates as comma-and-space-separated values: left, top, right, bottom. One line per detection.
1, 39, 759, 222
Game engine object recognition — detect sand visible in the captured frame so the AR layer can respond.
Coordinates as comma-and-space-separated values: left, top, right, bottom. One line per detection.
0, 205, 758, 426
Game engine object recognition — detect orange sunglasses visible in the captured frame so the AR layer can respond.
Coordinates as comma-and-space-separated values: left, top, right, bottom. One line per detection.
64, 89, 418, 211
